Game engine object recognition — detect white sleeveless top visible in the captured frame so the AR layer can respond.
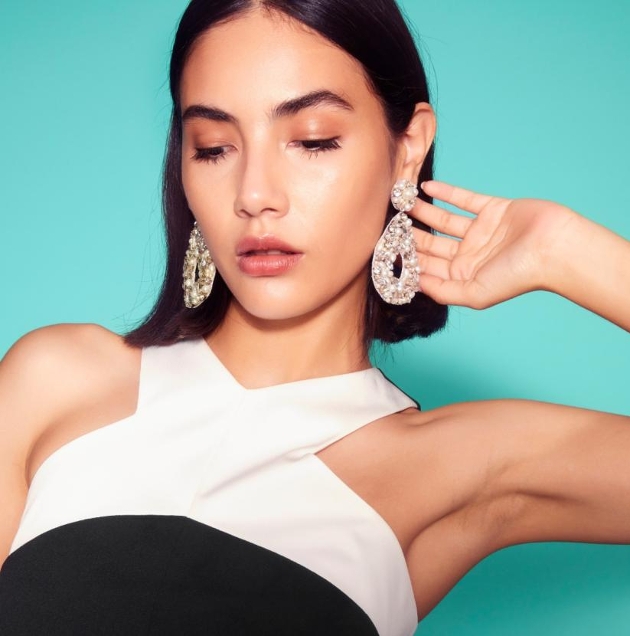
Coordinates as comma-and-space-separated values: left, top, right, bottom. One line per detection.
7, 337, 419, 636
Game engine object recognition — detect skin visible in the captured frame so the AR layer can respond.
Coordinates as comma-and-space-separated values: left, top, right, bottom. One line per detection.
179, 9, 434, 388
1, 6, 630, 626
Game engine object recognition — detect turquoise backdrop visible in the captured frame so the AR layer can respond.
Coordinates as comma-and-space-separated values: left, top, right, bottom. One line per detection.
1, 1, 629, 634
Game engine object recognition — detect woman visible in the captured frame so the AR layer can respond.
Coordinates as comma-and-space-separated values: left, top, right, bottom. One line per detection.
0, 0, 628, 634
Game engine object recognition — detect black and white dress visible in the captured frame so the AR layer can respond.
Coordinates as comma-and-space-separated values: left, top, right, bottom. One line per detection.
0, 337, 420, 635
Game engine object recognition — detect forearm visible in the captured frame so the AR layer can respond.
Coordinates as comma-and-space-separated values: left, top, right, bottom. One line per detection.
546, 211, 630, 332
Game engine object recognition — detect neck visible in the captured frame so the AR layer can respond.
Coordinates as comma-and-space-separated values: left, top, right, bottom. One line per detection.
205, 287, 371, 390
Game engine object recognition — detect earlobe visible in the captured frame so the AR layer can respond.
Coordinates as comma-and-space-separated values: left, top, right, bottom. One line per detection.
397, 102, 436, 182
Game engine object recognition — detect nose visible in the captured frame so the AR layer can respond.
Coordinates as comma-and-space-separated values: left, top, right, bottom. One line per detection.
234, 142, 289, 219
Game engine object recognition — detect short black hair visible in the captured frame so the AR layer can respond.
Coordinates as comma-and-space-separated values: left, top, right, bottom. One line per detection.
124, 0, 448, 350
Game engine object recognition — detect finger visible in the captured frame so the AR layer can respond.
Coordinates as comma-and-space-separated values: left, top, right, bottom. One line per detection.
414, 227, 460, 261
418, 274, 483, 309
420, 180, 497, 215
416, 252, 452, 281
411, 198, 473, 239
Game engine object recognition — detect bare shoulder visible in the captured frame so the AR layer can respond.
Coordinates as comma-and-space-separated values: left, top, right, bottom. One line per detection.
389, 398, 545, 620
407, 395, 617, 500
419, 396, 630, 544
1, 322, 139, 425
393, 396, 624, 620
3, 321, 135, 371
396, 395, 585, 520
399, 400, 528, 525
0, 323, 141, 566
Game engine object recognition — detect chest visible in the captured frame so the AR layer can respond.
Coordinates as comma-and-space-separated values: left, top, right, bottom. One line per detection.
18, 396, 426, 636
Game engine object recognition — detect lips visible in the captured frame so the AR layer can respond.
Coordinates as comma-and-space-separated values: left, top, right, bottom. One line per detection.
235, 235, 303, 276
236, 235, 301, 256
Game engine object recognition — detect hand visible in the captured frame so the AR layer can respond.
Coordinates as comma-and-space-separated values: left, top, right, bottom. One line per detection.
410, 180, 579, 309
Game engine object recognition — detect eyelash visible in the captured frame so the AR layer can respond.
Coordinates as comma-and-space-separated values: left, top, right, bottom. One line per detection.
193, 147, 227, 164
298, 137, 341, 159
192, 137, 341, 164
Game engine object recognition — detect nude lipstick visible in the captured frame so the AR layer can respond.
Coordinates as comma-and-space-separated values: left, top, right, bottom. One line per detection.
236, 236, 303, 276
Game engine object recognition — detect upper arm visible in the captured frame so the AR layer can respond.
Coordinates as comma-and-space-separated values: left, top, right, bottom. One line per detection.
489, 398, 630, 548
431, 398, 630, 552
0, 322, 121, 566
404, 399, 630, 618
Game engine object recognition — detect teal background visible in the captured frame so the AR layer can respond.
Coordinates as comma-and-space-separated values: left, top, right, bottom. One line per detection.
1, 0, 629, 633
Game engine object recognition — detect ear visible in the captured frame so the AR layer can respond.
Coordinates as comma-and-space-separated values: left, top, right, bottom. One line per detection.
394, 102, 436, 183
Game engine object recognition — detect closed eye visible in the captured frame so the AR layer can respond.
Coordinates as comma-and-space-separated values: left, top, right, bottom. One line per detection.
193, 146, 228, 164
297, 137, 341, 158
192, 137, 341, 164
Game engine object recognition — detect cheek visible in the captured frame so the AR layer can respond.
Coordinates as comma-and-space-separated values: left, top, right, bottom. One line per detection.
181, 147, 230, 212
292, 140, 392, 256
181, 164, 206, 215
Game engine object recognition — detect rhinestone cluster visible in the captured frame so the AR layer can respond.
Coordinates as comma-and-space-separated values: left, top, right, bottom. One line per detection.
183, 222, 216, 308
390, 179, 419, 213
371, 211, 420, 304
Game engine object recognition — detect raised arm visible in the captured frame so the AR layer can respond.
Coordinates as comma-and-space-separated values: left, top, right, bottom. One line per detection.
407, 180, 630, 548
414, 179, 630, 332
544, 209, 630, 332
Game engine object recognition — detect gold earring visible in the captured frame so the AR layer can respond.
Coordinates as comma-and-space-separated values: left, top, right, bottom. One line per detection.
371, 179, 421, 305
182, 221, 216, 308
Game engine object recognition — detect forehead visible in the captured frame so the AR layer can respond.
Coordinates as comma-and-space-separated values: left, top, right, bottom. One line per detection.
179, 9, 376, 113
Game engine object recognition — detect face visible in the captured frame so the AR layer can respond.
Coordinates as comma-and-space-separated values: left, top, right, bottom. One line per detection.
180, 9, 416, 323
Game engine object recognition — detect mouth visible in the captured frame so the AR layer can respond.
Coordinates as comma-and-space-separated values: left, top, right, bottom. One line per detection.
236, 235, 301, 256
235, 235, 304, 276
242, 249, 298, 256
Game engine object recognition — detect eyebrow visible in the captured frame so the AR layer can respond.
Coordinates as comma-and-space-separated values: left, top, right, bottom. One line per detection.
181, 90, 354, 124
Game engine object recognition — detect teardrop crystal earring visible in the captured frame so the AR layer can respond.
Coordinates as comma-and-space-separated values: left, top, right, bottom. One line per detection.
371, 179, 421, 305
182, 221, 216, 308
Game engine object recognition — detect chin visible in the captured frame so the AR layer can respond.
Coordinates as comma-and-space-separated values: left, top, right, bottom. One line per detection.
224, 267, 368, 324
227, 280, 348, 324
235, 295, 327, 323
